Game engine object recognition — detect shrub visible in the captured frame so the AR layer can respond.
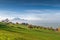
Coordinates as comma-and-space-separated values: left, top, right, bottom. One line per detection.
55, 28, 58, 31
16, 22, 19, 24
27, 25, 33, 29
33, 25, 36, 28
21, 23, 28, 25
43, 27, 47, 30
39, 26, 43, 29
36, 26, 39, 29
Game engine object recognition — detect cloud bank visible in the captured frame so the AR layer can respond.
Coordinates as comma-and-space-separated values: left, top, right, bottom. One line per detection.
0, 10, 60, 23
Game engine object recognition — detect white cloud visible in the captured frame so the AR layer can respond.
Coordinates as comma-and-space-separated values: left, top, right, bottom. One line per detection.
0, 9, 60, 23
24, 10, 60, 22
0, 10, 17, 20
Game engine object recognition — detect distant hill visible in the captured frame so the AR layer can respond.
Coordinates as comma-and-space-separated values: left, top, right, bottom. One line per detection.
11, 17, 27, 23
12, 17, 21, 21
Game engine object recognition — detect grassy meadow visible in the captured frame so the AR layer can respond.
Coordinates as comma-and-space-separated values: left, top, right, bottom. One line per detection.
0, 22, 60, 40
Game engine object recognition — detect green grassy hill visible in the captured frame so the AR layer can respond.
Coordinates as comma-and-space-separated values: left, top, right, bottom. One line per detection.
0, 22, 60, 40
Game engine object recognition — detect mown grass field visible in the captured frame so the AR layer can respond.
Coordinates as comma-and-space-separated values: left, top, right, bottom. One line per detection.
0, 22, 60, 40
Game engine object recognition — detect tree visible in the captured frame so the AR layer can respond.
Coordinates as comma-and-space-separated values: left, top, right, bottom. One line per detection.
1, 18, 9, 23
4, 18, 9, 22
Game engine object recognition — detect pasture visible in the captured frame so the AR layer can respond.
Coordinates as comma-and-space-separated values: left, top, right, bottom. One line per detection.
0, 22, 60, 40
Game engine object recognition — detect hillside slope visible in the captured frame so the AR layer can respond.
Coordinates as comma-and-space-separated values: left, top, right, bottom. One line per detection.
0, 22, 60, 40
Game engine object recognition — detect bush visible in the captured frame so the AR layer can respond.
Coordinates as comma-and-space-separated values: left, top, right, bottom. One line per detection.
16, 22, 19, 24
27, 25, 33, 29
21, 23, 28, 25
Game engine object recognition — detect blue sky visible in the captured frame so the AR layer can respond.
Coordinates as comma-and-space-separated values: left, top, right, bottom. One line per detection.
0, 0, 60, 22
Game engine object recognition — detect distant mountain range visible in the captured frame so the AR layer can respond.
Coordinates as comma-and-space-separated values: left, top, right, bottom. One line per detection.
11, 17, 27, 23
12, 17, 25, 21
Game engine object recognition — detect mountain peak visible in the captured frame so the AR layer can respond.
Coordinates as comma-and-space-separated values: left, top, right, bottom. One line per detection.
12, 17, 21, 20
